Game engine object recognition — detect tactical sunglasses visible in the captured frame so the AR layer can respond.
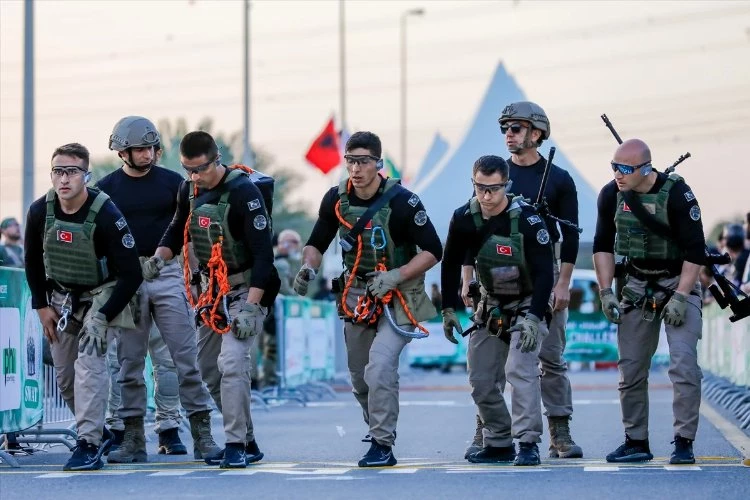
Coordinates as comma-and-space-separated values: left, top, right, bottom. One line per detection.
499, 122, 529, 135
344, 154, 379, 167
51, 166, 86, 178
472, 180, 510, 195
610, 160, 651, 175
182, 156, 219, 174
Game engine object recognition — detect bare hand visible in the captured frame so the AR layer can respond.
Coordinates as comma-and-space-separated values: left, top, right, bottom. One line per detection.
552, 281, 570, 312
461, 282, 472, 308
37, 307, 60, 344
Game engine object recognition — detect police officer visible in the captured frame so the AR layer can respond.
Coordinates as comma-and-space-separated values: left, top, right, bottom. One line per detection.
442, 155, 554, 466
593, 138, 705, 464
463, 101, 582, 460
294, 131, 443, 467
149, 131, 280, 468
97, 118, 220, 462
23, 143, 143, 470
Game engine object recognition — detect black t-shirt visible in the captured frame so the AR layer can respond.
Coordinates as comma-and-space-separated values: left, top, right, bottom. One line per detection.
592, 172, 706, 267
507, 156, 580, 264
306, 177, 443, 262
96, 166, 183, 257
441, 197, 554, 319
24, 188, 143, 321
159, 167, 279, 306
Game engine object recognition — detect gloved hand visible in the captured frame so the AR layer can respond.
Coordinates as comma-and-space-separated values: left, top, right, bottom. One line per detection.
293, 264, 316, 296
365, 269, 403, 299
78, 311, 108, 356
661, 292, 687, 326
232, 303, 267, 340
441, 308, 462, 345
599, 287, 622, 324
509, 313, 541, 353
142, 256, 165, 281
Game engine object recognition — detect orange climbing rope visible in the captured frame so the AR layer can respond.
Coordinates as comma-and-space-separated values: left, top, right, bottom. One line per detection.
182, 164, 255, 334
334, 179, 428, 335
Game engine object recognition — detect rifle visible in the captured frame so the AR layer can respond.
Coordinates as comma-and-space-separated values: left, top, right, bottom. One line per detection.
534, 146, 583, 234
600, 114, 750, 322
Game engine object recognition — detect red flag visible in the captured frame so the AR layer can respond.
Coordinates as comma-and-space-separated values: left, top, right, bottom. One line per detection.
57, 230, 73, 243
198, 216, 211, 228
496, 244, 513, 256
305, 118, 340, 174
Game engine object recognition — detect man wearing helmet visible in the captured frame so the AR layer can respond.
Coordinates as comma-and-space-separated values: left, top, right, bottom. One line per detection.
464, 101, 583, 460
97, 117, 221, 463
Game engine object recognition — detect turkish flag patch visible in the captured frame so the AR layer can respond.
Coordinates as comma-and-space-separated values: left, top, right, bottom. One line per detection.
57, 230, 73, 243
198, 216, 211, 228
623, 203, 631, 212
496, 244, 512, 256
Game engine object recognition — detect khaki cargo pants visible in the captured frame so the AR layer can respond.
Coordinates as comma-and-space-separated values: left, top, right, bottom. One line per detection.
196, 287, 258, 444
617, 275, 703, 440
468, 295, 548, 446
47, 290, 127, 446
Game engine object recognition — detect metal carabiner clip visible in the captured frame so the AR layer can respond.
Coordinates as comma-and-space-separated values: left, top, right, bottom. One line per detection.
56, 293, 72, 332
370, 226, 387, 251
383, 306, 428, 339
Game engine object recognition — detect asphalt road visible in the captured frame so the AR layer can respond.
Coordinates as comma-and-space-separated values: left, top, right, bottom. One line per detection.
1, 368, 748, 500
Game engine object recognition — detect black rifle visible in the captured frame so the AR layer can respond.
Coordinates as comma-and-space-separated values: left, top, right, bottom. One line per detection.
600, 114, 749, 322
534, 146, 583, 234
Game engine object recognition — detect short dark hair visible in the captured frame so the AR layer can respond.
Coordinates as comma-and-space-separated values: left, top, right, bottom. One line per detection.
51, 143, 90, 170
180, 131, 219, 160
345, 131, 381, 158
472, 155, 508, 178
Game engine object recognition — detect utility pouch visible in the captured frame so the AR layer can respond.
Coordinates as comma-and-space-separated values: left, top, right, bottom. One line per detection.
490, 266, 522, 295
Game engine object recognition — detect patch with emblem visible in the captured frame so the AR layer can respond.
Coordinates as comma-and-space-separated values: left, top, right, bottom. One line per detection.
496, 244, 513, 256
527, 215, 542, 225
684, 191, 695, 202
689, 204, 701, 221
408, 194, 420, 207
414, 210, 428, 226
247, 198, 261, 211
253, 214, 267, 230
57, 230, 73, 243
122, 233, 135, 249
622, 202, 631, 212
198, 216, 211, 228
115, 217, 127, 230
536, 229, 550, 245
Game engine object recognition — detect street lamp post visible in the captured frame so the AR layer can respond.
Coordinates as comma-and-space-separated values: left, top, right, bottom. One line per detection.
242, 0, 253, 167
400, 7, 424, 178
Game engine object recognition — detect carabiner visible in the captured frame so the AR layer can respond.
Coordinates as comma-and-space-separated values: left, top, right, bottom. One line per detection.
370, 226, 387, 251
383, 306, 428, 339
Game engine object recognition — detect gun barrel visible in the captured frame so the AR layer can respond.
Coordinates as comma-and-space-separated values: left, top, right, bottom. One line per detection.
601, 114, 623, 144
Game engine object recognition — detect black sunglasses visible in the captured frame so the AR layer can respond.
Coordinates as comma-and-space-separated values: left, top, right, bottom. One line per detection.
499, 122, 529, 135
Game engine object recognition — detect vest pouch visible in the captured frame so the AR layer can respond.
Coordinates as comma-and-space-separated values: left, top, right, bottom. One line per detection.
89, 282, 138, 330
392, 277, 436, 325
485, 307, 512, 344
332, 273, 346, 318
490, 265, 522, 295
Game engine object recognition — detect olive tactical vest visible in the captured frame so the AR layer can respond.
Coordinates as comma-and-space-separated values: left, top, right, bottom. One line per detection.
43, 189, 110, 287
189, 169, 251, 271
337, 179, 416, 274
471, 195, 533, 297
614, 174, 683, 260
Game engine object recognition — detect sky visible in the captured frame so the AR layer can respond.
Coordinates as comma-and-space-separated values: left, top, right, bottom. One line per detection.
1, 0, 749, 234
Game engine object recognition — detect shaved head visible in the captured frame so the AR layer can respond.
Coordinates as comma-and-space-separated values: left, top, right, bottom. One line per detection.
613, 138, 651, 166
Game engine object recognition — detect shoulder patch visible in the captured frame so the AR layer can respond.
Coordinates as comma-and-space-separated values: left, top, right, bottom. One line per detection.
253, 214, 267, 230
684, 190, 695, 202
527, 215, 542, 225
115, 217, 127, 231
536, 229, 550, 245
407, 193, 420, 207
122, 233, 135, 249
689, 204, 701, 221
414, 210, 428, 227
247, 198, 261, 211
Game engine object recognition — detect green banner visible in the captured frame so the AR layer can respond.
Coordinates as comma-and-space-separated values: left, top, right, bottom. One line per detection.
564, 311, 619, 362
0, 267, 44, 433
699, 302, 750, 387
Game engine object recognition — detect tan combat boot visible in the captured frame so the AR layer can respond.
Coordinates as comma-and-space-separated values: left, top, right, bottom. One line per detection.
189, 410, 222, 460
464, 414, 484, 459
548, 416, 583, 458
107, 416, 148, 463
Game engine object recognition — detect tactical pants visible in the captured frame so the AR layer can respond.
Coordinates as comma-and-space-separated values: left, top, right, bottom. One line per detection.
617, 276, 703, 440
196, 287, 257, 444
467, 296, 548, 446
47, 290, 124, 446
117, 260, 213, 421
344, 287, 411, 447
539, 264, 573, 417
106, 326, 181, 433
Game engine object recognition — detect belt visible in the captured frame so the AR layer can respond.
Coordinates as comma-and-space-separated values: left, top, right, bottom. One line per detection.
626, 264, 680, 281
